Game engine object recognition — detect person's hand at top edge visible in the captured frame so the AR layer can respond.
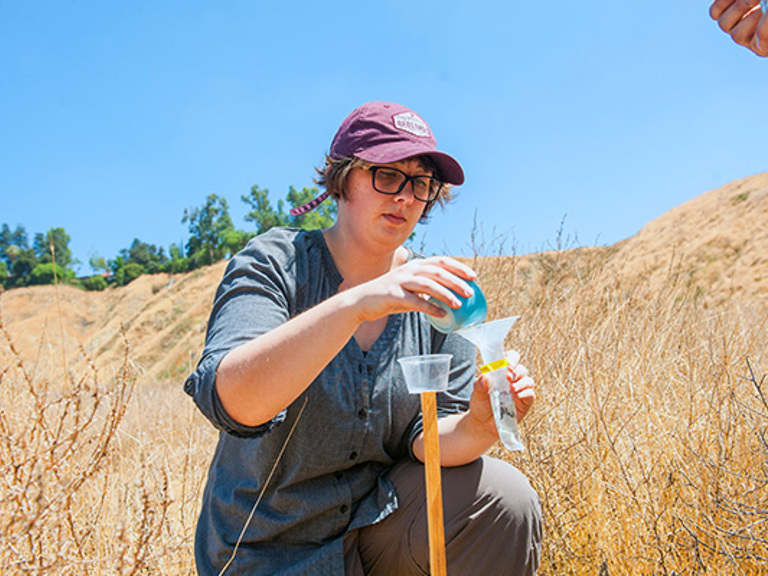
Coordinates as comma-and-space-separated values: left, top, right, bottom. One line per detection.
710, 0, 768, 56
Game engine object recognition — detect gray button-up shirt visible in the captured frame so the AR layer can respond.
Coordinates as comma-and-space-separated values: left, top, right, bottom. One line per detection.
184, 228, 476, 575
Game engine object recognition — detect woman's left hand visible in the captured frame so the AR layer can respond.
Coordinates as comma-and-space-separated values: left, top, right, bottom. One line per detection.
425, 350, 536, 465
468, 350, 536, 435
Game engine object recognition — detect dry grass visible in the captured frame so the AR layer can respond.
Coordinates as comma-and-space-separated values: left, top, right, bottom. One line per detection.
0, 312, 215, 575
473, 239, 768, 575
1, 233, 767, 574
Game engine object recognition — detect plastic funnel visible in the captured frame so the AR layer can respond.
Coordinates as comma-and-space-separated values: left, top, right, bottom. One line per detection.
398, 354, 453, 394
456, 316, 518, 362
456, 316, 525, 451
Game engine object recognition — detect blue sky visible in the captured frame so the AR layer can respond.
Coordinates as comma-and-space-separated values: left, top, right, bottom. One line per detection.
2, 1, 766, 274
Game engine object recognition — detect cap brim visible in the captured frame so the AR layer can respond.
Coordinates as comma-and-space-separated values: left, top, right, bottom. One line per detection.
356, 144, 464, 186
424, 151, 465, 186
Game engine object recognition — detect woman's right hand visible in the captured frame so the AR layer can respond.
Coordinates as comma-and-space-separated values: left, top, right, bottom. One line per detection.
349, 256, 478, 323
216, 256, 477, 427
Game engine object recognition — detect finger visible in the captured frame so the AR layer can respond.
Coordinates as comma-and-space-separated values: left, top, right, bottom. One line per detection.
512, 378, 536, 420
379, 272, 457, 315
423, 255, 477, 280
717, 0, 760, 33
511, 375, 535, 395
711, 0, 740, 20
408, 260, 475, 302
514, 395, 535, 419
420, 256, 478, 296
755, 11, 768, 54
505, 349, 521, 368
730, 6, 764, 45
394, 287, 451, 317
399, 262, 460, 294
509, 363, 530, 382
474, 374, 489, 394
404, 275, 464, 310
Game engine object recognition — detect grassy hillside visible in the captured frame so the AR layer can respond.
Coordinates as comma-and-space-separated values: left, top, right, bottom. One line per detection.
1, 173, 767, 574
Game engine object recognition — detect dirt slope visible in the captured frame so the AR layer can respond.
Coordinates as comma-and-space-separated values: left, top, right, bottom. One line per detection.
605, 171, 768, 302
2, 171, 766, 384
0, 260, 228, 383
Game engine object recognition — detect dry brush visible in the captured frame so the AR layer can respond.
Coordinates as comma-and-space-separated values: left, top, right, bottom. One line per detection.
1, 238, 767, 574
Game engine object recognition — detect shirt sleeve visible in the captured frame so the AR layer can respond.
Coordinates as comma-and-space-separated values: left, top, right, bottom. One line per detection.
405, 330, 476, 460
183, 229, 298, 437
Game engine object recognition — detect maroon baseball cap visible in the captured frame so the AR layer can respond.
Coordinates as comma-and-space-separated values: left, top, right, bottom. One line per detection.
330, 101, 465, 186
290, 101, 464, 217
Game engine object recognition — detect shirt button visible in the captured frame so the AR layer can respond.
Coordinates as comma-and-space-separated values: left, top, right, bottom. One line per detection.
357, 408, 368, 420
340, 504, 349, 514
349, 451, 358, 461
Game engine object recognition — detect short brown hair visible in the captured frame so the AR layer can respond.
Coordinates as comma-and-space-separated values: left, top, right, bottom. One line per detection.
315, 155, 454, 222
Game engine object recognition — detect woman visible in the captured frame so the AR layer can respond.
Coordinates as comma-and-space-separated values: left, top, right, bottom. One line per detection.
185, 101, 541, 575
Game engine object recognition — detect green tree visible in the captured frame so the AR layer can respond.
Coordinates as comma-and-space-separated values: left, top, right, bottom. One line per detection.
83, 274, 108, 291
0, 224, 35, 285
242, 186, 290, 235
182, 194, 236, 268
167, 242, 190, 274
114, 262, 144, 286
123, 239, 168, 274
29, 262, 69, 285
220, 228, 251, 257
106, 238, 169, 285
0, 224, 13, 267
0, 260, 7, 288
0, 224, 29, 266
33, 227, 73, 270
107, 255, 127, 283
89, 254, 109, 275
9, 248, 38, 287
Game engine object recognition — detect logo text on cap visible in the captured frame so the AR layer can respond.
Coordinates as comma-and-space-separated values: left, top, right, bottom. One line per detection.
393, 112, 430, 138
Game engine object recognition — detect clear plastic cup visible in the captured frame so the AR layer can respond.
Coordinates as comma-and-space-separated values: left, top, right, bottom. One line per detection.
397, 354, 453, 393
427, 279, 488, 334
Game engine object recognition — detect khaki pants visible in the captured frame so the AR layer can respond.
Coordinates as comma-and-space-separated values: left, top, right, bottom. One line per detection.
344, 456, 542, 576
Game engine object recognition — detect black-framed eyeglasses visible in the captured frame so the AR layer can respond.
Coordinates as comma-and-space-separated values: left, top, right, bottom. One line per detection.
359, 164, 444, 202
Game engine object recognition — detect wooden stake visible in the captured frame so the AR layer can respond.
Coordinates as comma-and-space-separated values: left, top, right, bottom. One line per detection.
421, 391, 447, 576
